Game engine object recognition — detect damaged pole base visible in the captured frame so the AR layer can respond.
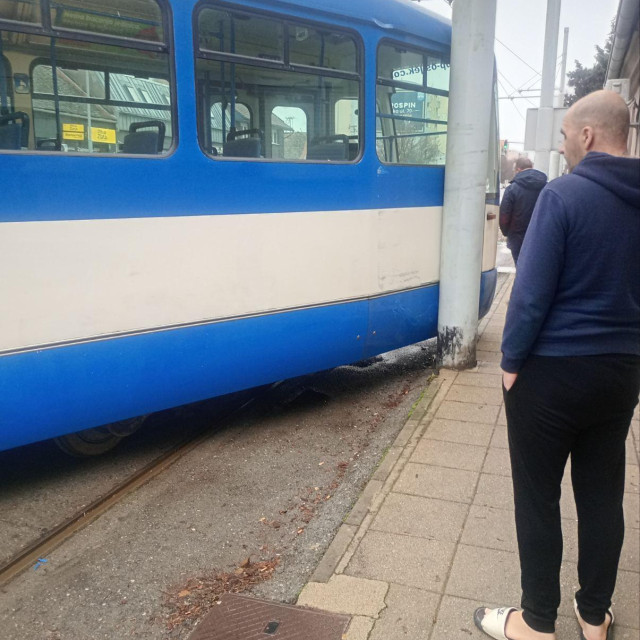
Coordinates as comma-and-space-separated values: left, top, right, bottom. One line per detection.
437, 325, 477, 371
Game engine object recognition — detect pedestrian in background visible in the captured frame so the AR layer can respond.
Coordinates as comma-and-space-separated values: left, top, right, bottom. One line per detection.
475, 89, 640, 640
499, 157, 547, 266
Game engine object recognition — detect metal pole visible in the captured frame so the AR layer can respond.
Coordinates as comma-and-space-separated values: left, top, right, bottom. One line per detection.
85, 70, 93, 152
437, 0, 497, 370
535, 0, 561, 176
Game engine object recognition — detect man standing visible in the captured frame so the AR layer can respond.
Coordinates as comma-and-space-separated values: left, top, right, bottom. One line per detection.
474, 90, 640, 640
499, 157, 547, 266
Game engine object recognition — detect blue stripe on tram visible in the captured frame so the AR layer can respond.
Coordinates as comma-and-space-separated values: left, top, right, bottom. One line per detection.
0, 270, 496, 451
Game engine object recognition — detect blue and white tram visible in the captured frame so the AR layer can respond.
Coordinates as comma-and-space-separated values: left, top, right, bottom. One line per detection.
0, 0, 500, 453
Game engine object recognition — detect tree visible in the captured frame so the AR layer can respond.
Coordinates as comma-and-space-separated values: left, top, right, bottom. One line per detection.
564, 21, 614, 106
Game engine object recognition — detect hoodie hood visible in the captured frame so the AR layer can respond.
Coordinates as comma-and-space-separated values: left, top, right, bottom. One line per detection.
573, 152, 640, 208
511, 168, 548, 191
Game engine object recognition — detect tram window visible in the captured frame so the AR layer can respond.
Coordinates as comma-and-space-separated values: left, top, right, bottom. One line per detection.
0, 0, 173, 155
199, 8, 282, 62
30, 49, 172, 154
50, 0, 164, 43
32, 65, 106, 100
196, 59, 357, 161
195, 5, 362, 162
376, 42, 450, 166
375, 110, 386, 161
486, 78, 500, 195
209, 101, 252, 155
335, 98, 358, 135
272, 106, 306, 160
1, 55, 13, 112
0, 0, 41, 24
289, 27, 357, 73
386, 49, 423, 87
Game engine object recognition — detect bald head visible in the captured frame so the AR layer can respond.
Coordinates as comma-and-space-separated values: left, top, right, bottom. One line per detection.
566, 90, 630, 147
560, 90, 629, 169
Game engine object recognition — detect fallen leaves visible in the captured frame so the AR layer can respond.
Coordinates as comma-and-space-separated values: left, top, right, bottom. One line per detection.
163, 557, 280, 631
259, 517, 282, 529
382, 384, 412, 409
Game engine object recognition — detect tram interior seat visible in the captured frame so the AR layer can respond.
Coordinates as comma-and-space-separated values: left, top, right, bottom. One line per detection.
223, 129, 262, 158
307, 134, 349, 161
0, 111, 30, 150
122, 120, 166, 154
37, 138, 62, 151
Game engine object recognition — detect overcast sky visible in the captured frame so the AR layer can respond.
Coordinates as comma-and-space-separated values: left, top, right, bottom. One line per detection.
416, 0, 619, 147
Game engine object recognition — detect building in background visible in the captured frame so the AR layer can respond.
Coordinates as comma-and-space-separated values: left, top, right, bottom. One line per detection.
605, 0, 640, 156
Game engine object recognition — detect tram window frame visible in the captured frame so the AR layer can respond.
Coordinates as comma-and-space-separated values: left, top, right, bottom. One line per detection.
486, 74, 500, 196
0, 0, 176, 157
193, 1, 364, 164
271, 104, 307, 160
0, 1, 42, 25
48, 0, 166, 44
376, 39, 450, 167
208, 99, 253, 155
1, 54, 14, 113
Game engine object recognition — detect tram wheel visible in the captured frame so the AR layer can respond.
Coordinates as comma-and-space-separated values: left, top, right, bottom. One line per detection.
54, 427, 122, 456
54, 416, 147, 456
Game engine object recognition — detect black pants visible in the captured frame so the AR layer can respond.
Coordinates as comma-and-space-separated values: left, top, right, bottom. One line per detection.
503, 354, 640, 633
509, 244, 521, 266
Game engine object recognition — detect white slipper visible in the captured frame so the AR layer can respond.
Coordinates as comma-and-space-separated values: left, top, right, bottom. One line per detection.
473, 606, 518, 640
573, 598, 614, 639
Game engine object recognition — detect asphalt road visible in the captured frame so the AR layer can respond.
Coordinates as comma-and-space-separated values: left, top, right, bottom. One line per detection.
0, 338, 440, 639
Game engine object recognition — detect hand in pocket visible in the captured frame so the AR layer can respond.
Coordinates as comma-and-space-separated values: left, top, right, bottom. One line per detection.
502, 371, 518, 391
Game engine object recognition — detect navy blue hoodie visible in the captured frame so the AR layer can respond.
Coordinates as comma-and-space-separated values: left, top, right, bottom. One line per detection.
499, 168, 548, 253
501, 152, 640, 372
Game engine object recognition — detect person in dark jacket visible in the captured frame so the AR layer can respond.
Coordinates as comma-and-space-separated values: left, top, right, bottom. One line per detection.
499, 157, 547, 265
474, 90, 640, 640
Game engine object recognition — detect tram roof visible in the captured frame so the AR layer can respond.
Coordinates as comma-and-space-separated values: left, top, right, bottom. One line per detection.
212, 0, 452, 46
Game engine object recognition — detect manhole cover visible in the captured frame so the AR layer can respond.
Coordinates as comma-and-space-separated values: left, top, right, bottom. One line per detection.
188, 593, 351, 640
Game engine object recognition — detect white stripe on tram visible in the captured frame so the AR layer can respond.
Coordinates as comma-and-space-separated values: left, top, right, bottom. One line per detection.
1, 207, 448, 352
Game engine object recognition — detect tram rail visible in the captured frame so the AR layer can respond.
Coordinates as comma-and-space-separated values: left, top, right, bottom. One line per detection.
0, 390, 266, 587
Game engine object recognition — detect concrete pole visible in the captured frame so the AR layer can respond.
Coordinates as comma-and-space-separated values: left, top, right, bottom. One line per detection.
555, 26, 569, 176
437, 0, 497, 370
549, 151, 560, 179
557, 27, 569, 104
535, 0, 561, 176
549, 27, 569, 178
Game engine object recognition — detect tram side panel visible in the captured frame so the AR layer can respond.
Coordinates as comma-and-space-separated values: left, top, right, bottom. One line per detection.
0, 0, 497, 451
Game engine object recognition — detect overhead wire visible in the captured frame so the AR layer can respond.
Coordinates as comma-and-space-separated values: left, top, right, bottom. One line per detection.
498, 69, 537, 107
518, 52, 562, 94
495, 38, 541, 77
518, 70, 542, 93
497, 76, 526, 121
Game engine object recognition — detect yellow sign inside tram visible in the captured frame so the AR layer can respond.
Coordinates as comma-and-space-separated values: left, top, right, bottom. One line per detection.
91, 127, 117, 144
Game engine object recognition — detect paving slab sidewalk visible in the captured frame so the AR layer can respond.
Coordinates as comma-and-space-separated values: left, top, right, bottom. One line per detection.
297, 273, 640, 640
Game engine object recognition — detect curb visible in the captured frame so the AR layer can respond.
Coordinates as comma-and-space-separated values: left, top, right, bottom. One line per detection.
303, 272, 512, 589
306, 368, 456, 585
